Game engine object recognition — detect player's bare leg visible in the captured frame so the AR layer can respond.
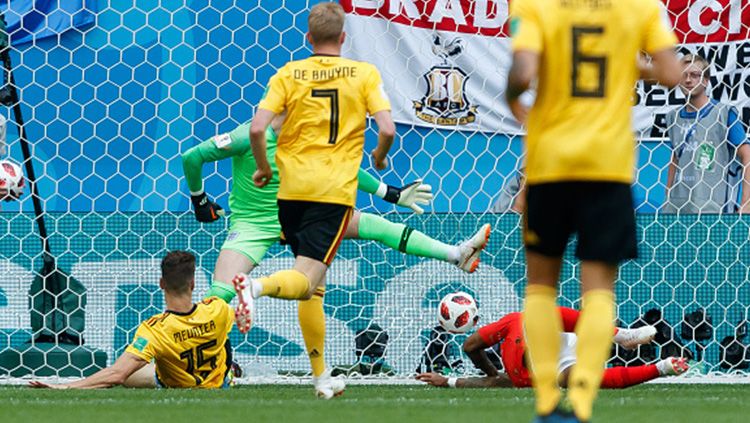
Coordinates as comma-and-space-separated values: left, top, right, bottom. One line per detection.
568, 261, 617, 421
122, 363, 157, 388
210, 249, 255, 302
214, 250, 256, 292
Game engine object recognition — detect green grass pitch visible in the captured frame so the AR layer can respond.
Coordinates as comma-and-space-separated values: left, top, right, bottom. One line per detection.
2, 384, 749, 422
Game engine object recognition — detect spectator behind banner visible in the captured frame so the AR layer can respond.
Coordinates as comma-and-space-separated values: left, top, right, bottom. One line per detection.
663, 54, 750, 214
492, 168, 525, 213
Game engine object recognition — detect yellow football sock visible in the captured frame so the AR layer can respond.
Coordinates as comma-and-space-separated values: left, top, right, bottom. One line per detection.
523, 284, 562, 416
298, 287, 326, 377
259, 269, 310, 300
568, 289, 615, 421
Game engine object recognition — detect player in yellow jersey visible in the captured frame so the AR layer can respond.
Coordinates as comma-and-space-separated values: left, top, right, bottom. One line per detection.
29, 251, 235, 389
505, 0, 681, 421
232, 2, 394, 399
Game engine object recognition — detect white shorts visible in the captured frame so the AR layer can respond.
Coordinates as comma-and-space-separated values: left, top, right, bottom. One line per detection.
558, 332, 577, 374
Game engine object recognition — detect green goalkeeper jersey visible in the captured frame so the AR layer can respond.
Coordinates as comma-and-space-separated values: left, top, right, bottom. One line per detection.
182, 122, 280, 225
182, 122, 383, 225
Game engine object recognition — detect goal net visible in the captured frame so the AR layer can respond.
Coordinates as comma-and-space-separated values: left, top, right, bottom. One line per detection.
0, 0, 749, 382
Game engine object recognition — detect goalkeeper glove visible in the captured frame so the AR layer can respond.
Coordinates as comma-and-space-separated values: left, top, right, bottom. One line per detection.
191, 192, 224, 223
382, 179, 434, 214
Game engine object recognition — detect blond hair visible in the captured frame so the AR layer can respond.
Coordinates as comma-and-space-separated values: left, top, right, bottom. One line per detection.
681, 53, 711, 80
308, 2, 345, 45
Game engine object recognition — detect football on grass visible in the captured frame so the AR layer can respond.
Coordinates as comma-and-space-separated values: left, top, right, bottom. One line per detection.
438, 292, 479, 333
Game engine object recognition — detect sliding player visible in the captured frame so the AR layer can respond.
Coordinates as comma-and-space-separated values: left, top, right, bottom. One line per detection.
30, 251, 235, 389
417, 307, 688, 389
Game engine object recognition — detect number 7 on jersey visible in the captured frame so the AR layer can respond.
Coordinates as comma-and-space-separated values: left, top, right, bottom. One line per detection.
312, 89, 340, 144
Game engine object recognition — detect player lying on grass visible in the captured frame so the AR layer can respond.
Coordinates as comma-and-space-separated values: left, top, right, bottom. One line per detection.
417, 307, 688, 389
182, 117, 491, 306
30, 251, 236, 389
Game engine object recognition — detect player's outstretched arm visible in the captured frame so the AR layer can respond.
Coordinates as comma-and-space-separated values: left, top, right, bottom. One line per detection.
640, 2, 680, 88
357, 169, 433, 214
182, 136, 247, 222
639, 49, 681, 88
371, 110, 395, 170
505, 51, 539, 124
415, 372, 514, 388
29, 352, 148, 389
463, 331, 500, 378
249, 108, 277, 187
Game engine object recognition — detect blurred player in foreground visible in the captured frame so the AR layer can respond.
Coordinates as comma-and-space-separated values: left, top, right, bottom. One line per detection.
417, 307, 688, 389
506, 0, 681, 420
30, 251, 235, 389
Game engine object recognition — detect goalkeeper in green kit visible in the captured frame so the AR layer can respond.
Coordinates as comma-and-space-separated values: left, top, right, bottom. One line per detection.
181, 115, 491, 304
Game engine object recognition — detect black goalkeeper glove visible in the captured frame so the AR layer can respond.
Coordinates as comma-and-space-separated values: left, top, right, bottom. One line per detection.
191, 192, 224, 223
382, 179, 434, 214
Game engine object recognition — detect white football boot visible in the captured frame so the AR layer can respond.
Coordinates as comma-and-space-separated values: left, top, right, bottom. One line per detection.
657, 357, 690, 376
614, 325, 657, 350
232, 273, 255, 334
456, 223, 491, 273
313, 369, 345, 399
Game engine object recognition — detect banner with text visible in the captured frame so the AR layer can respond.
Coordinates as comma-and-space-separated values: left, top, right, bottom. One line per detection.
341, 0, 750, 137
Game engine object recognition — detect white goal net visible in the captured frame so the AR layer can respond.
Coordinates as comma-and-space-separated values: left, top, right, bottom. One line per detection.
0, 0, 748, 382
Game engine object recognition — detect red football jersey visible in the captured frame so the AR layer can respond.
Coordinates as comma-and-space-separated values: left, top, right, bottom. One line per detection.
477, 312, 531, 388
477, 307, 582, 388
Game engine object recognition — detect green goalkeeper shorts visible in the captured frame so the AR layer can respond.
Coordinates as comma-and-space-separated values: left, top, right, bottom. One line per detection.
220, 220, 282, 265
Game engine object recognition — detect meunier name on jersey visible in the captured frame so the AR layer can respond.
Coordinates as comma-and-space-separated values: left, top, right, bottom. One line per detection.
173, 320, 217, 343
125, 297, 233, 388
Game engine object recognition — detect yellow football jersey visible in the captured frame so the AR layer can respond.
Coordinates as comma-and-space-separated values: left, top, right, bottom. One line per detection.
510, 0, 677, 184
124, 296, 234, 388
258, 55, 391, 207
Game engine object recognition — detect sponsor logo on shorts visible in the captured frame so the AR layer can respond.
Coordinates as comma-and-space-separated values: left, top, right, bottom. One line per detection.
226, 231, 239, 241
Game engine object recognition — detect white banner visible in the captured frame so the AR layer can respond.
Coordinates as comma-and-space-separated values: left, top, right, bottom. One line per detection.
344, 12, 522, 134
342, 0, 750, 138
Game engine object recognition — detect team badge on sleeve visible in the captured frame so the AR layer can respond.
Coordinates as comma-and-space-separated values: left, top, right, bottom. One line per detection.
213, 133, 231, 149
510, 17, 521, 36
133, 336, 149, 352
